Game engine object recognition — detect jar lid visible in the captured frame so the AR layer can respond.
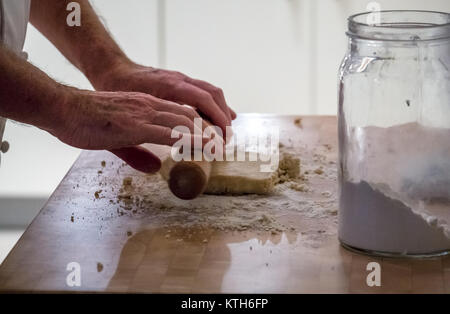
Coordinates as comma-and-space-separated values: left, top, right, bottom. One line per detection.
348, 10, 450, 42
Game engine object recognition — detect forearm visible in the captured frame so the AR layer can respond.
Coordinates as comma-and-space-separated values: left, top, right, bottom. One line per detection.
29, 0, 131, 88
0, 44, 69, 132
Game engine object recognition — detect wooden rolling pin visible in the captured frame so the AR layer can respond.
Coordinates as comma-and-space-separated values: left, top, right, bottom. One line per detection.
156, 118, 224, 200
160, 156, 212, 200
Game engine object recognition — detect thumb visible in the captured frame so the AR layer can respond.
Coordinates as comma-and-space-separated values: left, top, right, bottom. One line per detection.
109, 146, 161, 173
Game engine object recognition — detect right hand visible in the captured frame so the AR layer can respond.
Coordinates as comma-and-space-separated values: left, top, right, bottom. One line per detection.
90, 62, 237, 136
51, 89, 210, 173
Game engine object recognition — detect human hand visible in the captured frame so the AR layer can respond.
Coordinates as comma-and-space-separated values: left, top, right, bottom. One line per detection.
51, 89, 209, 172
90, 61, 236, 135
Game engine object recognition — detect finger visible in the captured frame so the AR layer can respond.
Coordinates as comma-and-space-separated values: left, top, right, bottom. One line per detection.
187, 106, 211, 132
185, 78, 233, 122
109, 146, 161, 173
152, 111, 201, 134
140, 124, 211, 149
152, 101, 209, 133
153, 101, 201, 121
171, 82, 230, 134
230, 107, 237, 120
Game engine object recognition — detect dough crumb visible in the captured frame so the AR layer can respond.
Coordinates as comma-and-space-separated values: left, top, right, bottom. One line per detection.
314, 167, 324, 175
290, 182, 309, 192
97, 262, 103, 272
276, 153, 300, 183
123, 177, 133, 186
94, 190, 102, 199
294, 118, 303, 128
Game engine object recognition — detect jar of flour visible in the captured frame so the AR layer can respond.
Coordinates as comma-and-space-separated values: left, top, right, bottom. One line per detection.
338, 11, 450, 257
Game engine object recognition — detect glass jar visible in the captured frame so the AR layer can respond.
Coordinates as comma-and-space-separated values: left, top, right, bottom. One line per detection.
338, 11, 450, 257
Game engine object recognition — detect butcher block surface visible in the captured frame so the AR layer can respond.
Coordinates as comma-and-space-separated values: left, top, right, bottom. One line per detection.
0, 114, 449, 293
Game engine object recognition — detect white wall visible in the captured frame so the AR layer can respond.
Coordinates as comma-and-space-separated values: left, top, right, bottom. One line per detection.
314, 0, 450, 114
0, 0, 449, 201
164, 0, 315, 115
164, 0, 450, 114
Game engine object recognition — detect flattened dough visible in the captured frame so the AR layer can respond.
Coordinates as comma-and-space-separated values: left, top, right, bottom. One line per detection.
205, 152, 300, 195
160, 152, 277, 195
147, 144, 299, 196
205, 156, 276, 195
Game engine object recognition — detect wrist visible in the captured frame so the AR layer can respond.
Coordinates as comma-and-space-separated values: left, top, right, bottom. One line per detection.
82, 50, 134, 90
37, 84, 80, 135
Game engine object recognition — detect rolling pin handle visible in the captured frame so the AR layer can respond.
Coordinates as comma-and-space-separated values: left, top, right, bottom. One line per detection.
168, 161, 211, 200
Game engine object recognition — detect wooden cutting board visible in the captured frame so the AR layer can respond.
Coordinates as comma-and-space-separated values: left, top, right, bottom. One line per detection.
0, 114, 449, 293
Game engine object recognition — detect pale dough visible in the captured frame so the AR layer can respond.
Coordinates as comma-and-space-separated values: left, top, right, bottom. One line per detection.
159, 152, 276, 195
205, 156, 277, 195
142, 143, 299, 196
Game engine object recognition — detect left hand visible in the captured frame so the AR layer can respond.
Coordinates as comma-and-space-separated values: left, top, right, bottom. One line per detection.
91, 61, 236, 135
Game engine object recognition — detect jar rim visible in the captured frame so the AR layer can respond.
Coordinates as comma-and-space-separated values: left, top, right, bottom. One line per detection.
348, 10, 450, 42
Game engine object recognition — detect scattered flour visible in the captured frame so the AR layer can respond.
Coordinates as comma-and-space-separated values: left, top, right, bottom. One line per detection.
69, 122, 338, 247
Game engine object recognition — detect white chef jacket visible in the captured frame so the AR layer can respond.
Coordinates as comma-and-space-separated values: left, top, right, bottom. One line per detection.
0, 0, 31, 162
